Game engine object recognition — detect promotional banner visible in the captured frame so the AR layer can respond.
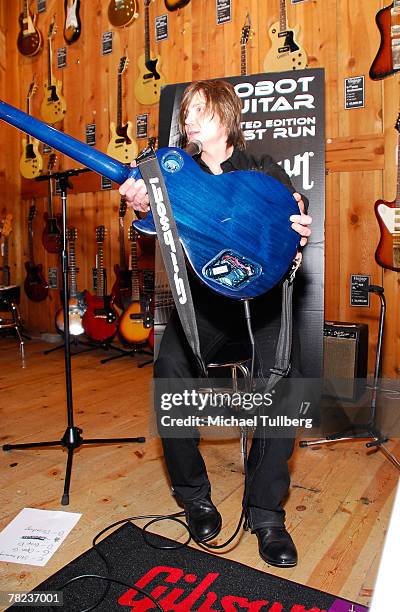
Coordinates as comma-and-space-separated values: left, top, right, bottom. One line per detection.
158, 68, 325, 377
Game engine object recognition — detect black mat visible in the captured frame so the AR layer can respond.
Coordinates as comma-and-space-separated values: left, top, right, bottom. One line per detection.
11, 523, 368, 611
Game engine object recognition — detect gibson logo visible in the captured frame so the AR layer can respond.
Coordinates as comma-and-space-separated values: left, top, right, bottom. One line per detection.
149, 177, 187, 305
118, 565, 329, 611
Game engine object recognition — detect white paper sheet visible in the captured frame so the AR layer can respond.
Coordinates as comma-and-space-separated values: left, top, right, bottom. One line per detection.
0, 508, 81, 566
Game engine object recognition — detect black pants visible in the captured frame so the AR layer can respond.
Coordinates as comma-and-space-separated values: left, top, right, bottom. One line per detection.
154, 302, 299, 530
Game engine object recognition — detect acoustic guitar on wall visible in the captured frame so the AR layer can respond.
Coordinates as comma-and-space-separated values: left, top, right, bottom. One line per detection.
107, 0, 139, 28
107, 56, 138, 163
56, 227, 86, 336
17, 0, 43, 57
82, 226, 118, 342
42, 153, 62, 254
0, 214, 13, 287
375, 113, 400, 271
263, 0, 307, 72
40, 18, 67, 125
24, 203, 49, 302
19, 80, 43, 180
63, 0, 81, 45
118, 227, 153, 345
134, 0, 166, 105
370, 1, 400, 80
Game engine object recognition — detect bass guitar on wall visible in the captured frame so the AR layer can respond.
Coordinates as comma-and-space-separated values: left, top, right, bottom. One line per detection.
19, 80, 43, 180
82, 226, 118, 342
56, 227, 86, 335
375, 113, 400, 271
24, 203, 48, 302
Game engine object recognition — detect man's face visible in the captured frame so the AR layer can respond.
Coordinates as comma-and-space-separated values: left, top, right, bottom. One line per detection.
184, 91, 228, 150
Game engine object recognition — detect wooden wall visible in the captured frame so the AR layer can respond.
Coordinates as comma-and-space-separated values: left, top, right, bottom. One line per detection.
0, 0, 399, 377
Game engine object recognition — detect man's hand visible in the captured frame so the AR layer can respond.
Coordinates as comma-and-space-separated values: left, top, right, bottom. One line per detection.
290, 192, 312, 247
119, 161, 150, 213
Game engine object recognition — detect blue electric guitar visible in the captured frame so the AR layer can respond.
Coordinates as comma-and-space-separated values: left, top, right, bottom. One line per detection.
0, 99, 300, 300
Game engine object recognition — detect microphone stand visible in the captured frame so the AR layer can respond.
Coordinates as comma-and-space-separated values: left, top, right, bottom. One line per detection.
3, 168, 145, 505
300, 285, 400, 471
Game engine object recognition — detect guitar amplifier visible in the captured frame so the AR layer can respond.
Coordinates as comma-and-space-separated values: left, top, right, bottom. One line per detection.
323, 321, 368, 401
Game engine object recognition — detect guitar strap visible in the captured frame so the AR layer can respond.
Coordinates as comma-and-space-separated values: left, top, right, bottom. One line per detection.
137, 150, 207, 377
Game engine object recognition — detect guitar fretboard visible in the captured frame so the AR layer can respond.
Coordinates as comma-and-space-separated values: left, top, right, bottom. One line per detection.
279, 0, 288, 33
1, 237, 10, 286
130, 235, 140, 302
144, 2, 150, 64
69, 240, 78, 297
96, 241, 105, 297
240, 43, 247, 76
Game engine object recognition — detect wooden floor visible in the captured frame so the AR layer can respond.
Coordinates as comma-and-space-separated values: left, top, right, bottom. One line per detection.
0, 334, 399, 610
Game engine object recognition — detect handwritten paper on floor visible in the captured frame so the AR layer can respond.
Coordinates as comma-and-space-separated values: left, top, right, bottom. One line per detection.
0, 508, 81, 566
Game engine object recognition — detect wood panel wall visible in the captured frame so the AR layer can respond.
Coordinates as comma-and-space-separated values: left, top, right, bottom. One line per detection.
0, 0, 399, 377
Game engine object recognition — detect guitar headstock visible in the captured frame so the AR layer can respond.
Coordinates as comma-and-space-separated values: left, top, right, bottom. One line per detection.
0, 214, 13, 238
27, 79, 38, 100
240, 14, 252, 45
96, 225, 106, 243
67, 227, 77, 242
128, 226, 138, 241
148, 136, 157, 150
48, 17, 57, 40
119, 197, 127, 218
47, 152, 58, 173
28, 204, 37, 223
395, 113, 400, 133
118, 56, 129, 76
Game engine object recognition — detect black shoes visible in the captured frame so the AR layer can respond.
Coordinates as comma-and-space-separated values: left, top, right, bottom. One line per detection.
182, 496, 222, 542
254, 526, 298, 568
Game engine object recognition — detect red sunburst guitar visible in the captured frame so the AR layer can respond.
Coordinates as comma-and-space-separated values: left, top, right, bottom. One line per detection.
82, 226, 118, 342
375, 113, 400, 271
370, 1, 400, 80
118, 227, 153, 345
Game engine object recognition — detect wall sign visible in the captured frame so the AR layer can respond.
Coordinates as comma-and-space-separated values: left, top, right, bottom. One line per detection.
57, 47, 67, 69
102, 32, 113, 56
155, 15, 168, 42
85, 123, 96, 146
37, 0, 46, 13
47, 267, 59, 290
216, 0, 231, 25
101, 176, 112, 190
350, 274, 370, 307
344, 76, 365, 109
136, 113, 149, 139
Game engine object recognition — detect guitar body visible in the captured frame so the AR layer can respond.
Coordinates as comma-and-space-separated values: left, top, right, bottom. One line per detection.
108, 0, 139, 27
82, 291, 118, 342
134, 54, 166, 105
19, 138, 43, 179
264, 22, 307, 71
164, 0, 191, 11
64, 0, 81, 45
24, 261, 48, 302
41, 81, 67, 124
55, 293, 86, 335
107, 121, 138, 163
370, 4, 398, 80
42, 212, 62, 254
112, 264, 132, 310
17, 12, 43, 57
118, 300, 152, 345
375, 199, 400, 270
132, 148, 300, 300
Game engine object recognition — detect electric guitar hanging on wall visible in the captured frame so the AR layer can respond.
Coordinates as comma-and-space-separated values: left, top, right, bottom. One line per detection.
0, 214, 13, 286
82, 226, 118, 342
134, 0, 166, 105
107, 56, 138, 163
111, 197, 132, 309
17, 0, 43, 57
118, 226, 153, 345
164, 0, 191, 11
19, 80, 43, 179
24, 203, 48, 302
55, 228, 86, 335
240, 14, 252, 76
107, 0, 139, 28
40, 18, 67, 125
375, 113, 400, 271
63, 0, 82, 45
42, 153, 62, 254
370, 2, 400, 80
263, 0, 307, 72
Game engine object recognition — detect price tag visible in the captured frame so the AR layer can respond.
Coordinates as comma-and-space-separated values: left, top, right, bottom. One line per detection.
102, 31, 113, 56
350, 274, 370, 307
136, 114, 149, 139
85, 123, 96, 146
216, 0, 232, 25
57, 47, 67, 69
155, 15, 168, 42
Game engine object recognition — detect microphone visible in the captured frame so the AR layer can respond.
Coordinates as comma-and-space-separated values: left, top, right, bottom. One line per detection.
183, 140, 202, 158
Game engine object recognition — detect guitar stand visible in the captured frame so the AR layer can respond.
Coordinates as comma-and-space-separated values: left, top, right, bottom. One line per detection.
43, 335, 96, 356
300, 285, 400, 471
3, 169, 145, 506
100, 343, 153, 366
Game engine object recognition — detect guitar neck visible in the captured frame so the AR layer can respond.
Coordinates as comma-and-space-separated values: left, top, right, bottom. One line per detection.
144, 3, 150, 63
97, 242, 105, 297
28, 220, 34, 263
280, 0, 288, 32
240, 44, 247, 76
117, 72, 122, 128
130, 238, 140, 301
47, 178, 54, 217
69, 240, 78, 297
2, 237, 10, 285
47, 38, 53, 87
119, 218, 126, 268
26, 95, 31, 143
